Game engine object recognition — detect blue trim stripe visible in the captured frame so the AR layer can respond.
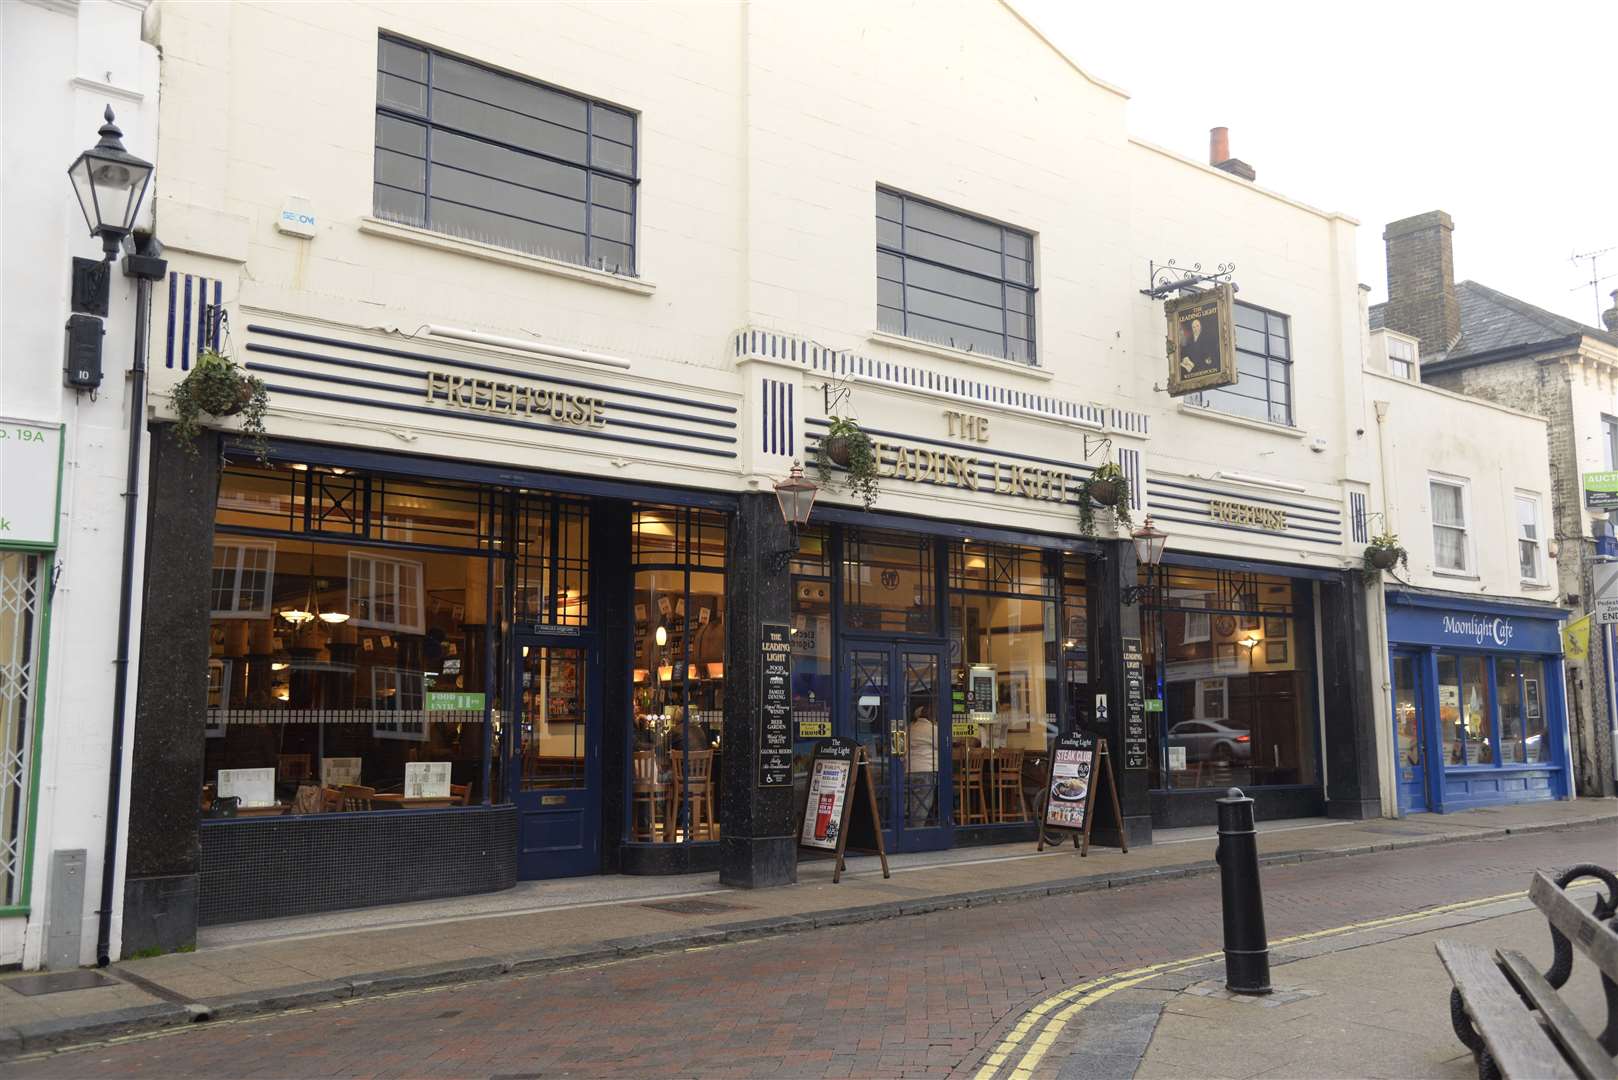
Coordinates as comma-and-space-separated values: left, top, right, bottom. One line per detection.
786, 381, 793, 455
180, 275, 193, 372
165, 273, 177, 369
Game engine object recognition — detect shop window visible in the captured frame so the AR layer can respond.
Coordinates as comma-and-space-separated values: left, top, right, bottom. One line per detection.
203, 536, 492, 813
1142, 566, 1318, 791
843, 528, 935, 634
947, 542, 1059, 827
1515, 493, 1543, 583
1488, 656, 1550, 766
375, 35, 640, 275
628, 506, 728, 844
1188, 303, 1293, 426
876, 187, 1036, 364
515, 495, 590, 627
1061, 554, 1091, 730
1430, 476, 1471, 573
1, 553, 44, 906
1437, 653, 1495, 765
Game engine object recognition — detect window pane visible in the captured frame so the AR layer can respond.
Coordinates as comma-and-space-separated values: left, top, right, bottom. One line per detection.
590, 204, 633, 244
904, 313, 1006, 357
432, 129, 586, 201
904, 259, 1004, 306
592, 174, 633, 213
902, 227, 1003, 277
1460, 656, 1494, 765
1431, 482, 1465, 527
904, 199, 1002, 252
431, 163, 587, 232
591, 104, 634, 144
374, 184, 426, 226
844, 529, 935, 634
427, 198, 587, 261
1004, 231, 1030, 260
590, 136, 633, 174
375, 148, 426, 192
904, 284, 1006, 335
878, 306, 904, 334
434, 55, 588, 132
378, 39, 426, 81
376, 115, 427, 158
1497, 658, 1523, 764
875, 189, 902, 222
431, 88, 588, 164
589, 238, 633, 274
1520, 659, 1548, 762
1234, 303, 1267, 331
377, 72, 426, 114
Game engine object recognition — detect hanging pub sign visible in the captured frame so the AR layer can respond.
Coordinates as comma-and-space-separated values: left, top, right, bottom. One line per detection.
1165, 283, 1236, 397
798, 737, 890, 883
759, 623, 792, 787
1037, 730, 1128, 857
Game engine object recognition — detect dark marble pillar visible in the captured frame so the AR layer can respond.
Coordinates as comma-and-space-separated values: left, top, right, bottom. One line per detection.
1318, 574, 1383, 819
718, 493, 796, 887
593, 500, 631, 873
122, 426, 221, 954
1088, 540, 1153, 847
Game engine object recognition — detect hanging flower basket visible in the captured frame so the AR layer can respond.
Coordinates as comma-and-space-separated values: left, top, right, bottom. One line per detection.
1077, 460, 1132, 536
1363, 532, 1408, 574
170, 348, 270, 461
814, 415, 880, 509
1086, 476, 1122, 508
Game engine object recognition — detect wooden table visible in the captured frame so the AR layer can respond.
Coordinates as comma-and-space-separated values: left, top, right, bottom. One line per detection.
371, 794, 455, 809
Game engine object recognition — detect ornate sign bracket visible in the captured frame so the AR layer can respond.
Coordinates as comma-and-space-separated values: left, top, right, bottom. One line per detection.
1141, 259, 1238, 300
1082, 434, 1112, 462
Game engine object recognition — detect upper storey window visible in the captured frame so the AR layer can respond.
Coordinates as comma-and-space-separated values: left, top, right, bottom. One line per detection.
876, 188, 1036, 365
1189, 302, 1294, 426
374, 36, 639, 275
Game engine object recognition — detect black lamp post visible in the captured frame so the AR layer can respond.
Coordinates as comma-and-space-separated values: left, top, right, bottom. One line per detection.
1121, 516, 1168, 607
69, 105, 166, 968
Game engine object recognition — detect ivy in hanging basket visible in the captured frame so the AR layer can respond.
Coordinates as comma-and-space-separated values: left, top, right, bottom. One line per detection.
814, 415, 880, 509
169, 349, 269, 461
1077, 459, 1133, 536
1363, 531, 1408, 574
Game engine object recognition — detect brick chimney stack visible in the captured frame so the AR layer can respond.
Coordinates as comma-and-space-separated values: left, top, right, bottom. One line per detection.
1382, 211, 1461, 356
1208, 126, 1256, 182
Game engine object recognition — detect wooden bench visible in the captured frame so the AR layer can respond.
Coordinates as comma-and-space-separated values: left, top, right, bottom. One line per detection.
1437, 864, 1618, 1080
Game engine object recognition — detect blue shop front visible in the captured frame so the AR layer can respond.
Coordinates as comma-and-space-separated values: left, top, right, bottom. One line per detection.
1385, 590, 1571, 814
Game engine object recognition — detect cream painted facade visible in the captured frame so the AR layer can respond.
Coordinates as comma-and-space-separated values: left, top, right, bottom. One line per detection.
142, 0, 1373, 568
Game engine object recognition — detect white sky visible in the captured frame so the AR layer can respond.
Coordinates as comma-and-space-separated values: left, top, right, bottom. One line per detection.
1014, 0, 1618, 327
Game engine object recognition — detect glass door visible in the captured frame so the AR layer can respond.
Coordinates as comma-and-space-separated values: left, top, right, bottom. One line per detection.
844, 644, 952, 853
511, 636, 600, 877
1390, 651, 1428, 814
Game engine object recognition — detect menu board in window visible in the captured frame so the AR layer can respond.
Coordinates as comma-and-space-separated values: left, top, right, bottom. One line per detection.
405, 761, 452, 798
218, 767, 275, 808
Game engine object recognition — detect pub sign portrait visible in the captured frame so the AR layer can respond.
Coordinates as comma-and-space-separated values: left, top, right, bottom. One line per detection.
1164, 283, 1236, 396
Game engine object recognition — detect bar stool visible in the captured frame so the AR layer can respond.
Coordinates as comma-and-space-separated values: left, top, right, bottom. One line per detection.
958, 747, 991, 825
670, 750, 716, 841
991, 748, 1027, 822
631, 750, 668, 841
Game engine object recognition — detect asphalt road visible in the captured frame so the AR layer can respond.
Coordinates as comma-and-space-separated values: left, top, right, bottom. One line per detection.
11, 824, 1613, 1079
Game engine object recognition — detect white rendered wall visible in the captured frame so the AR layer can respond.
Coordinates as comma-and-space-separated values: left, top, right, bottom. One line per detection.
0, 0, 159, 967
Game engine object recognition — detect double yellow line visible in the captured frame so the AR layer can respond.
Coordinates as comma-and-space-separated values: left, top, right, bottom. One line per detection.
971, 888, 1531, 1080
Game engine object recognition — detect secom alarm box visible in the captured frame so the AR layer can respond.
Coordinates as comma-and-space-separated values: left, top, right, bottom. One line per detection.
64, 313, 105, 390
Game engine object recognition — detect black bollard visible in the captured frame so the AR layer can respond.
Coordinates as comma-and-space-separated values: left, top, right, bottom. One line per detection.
1215, 787, 1271, 994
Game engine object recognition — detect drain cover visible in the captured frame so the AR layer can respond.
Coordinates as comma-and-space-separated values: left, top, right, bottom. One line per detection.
4, 970, 118, 996
640, 897, 747, 915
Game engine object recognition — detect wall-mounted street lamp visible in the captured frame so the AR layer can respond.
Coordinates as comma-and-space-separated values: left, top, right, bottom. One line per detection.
1121, 516, 1169, 607
67, 107, 155, 259
769, 461, 818, 572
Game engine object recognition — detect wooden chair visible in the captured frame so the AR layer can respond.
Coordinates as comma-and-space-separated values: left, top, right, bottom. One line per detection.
631, 751, 669, 842
201, 783, 216, 811
450, 782, 472, 806
958, 747, 991, 825
670, 750, 716, 841
991, 748, 1027, 822
320, 786, 344, 813
277, 753, 313, 785
339, 784, 375, 812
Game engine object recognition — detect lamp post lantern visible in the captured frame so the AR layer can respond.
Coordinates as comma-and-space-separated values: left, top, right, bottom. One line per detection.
1121, 516, 1168, 607
773, 461, 818, 529
67, 106, 155, 260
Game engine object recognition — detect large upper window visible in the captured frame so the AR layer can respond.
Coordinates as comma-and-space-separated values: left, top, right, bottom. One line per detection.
1604, 414, 1617, 470
876, 188, 1035, 364
1430, 476, 1472, 573
1191, 303, 1294, 426
374, 36, 638, 274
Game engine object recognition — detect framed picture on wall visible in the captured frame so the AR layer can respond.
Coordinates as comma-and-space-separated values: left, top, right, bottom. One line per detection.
1265, 639, 1289, 664
1214, 642, 1238, 668
1263, 614, 1287, 638
1524, 679, 1541, 720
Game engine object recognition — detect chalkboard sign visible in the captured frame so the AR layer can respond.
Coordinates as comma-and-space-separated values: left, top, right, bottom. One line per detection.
1121, 636, 1148, 770
798, 737, 890, 883
1038, 731, 1127, 857
759, 623, 792, 787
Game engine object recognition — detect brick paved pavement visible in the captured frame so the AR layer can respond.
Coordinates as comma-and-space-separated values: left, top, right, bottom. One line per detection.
8, 822, 1613, 1079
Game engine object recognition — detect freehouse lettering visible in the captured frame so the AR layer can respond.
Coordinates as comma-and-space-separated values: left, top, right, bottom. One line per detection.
425, 370, 607, 428
1208, 498, 1287, 532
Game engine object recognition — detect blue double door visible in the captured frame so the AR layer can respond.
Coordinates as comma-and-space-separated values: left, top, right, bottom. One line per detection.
510, 633, 601, 878
843, 642, 953, 853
